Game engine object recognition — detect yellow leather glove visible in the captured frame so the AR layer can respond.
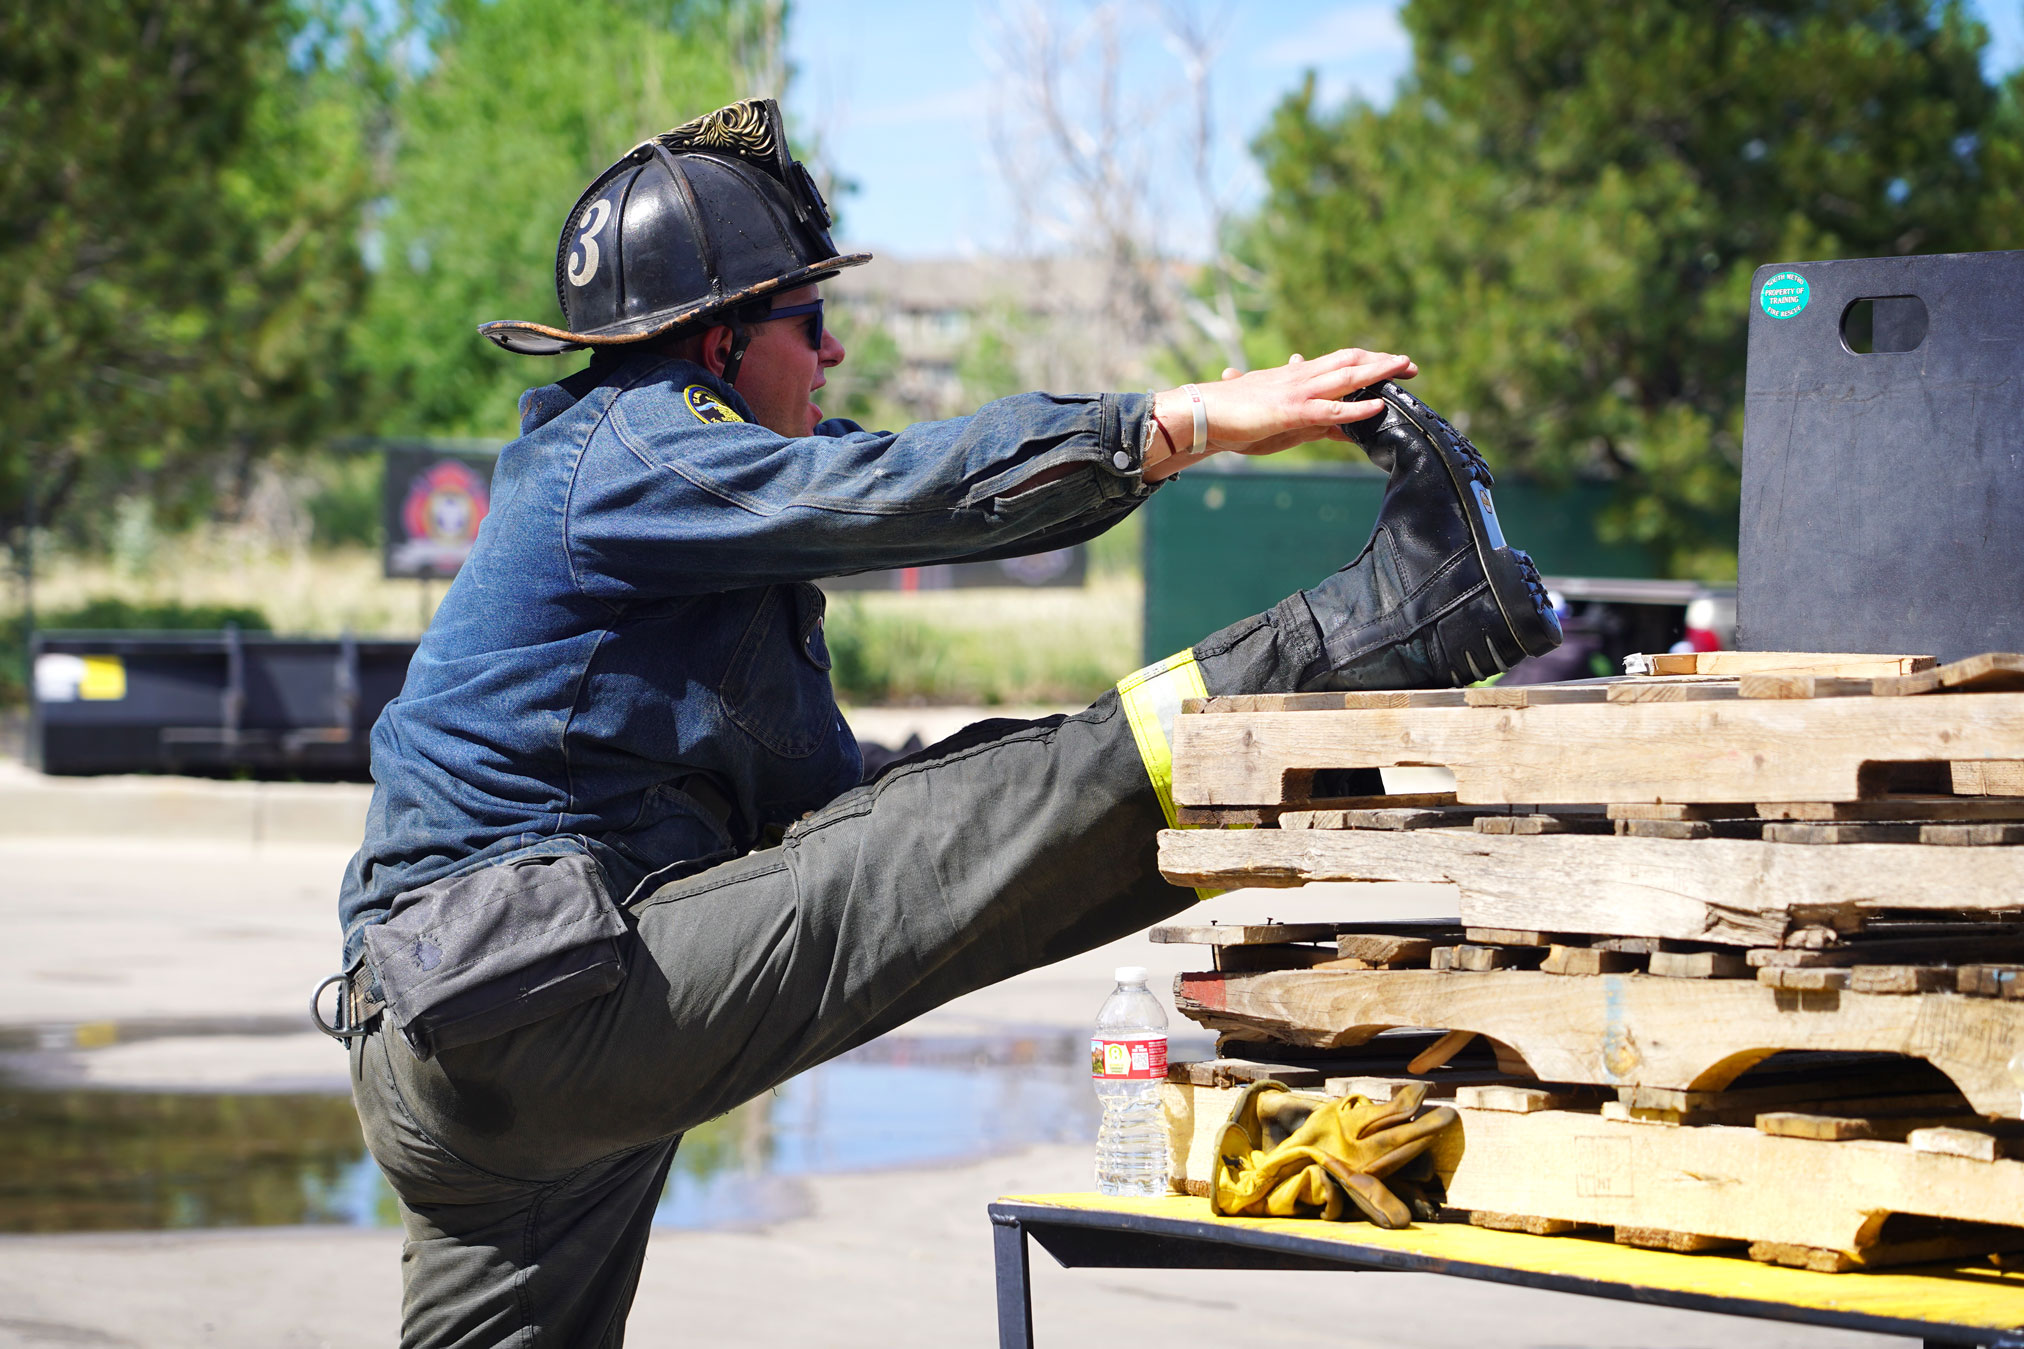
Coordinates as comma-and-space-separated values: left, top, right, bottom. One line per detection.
1210, 1079, 1459, 1229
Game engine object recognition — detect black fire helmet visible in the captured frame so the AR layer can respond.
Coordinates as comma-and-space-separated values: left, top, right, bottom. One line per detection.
479, 98, 870, 357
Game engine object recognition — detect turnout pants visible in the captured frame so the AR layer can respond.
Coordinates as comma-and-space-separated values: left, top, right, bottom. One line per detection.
348, 599, 1322, 1347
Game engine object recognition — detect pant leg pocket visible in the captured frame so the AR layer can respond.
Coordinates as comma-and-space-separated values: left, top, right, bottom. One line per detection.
363, 852, 628, 1062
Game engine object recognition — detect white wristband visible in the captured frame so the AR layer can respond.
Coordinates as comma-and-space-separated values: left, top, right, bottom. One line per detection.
1182, 383, 1207, 453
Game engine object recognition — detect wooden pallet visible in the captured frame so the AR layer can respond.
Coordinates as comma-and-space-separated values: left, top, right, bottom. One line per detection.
1169, 653, 2024, 809
1158, 827, 2024, 945
1169, 964, 2024, 1117
1163, 1079, 2024, 1269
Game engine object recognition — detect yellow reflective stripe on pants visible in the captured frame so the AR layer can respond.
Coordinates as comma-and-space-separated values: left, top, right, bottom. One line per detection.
1117, 649, 1207, 828
1117, 649, 1228, 901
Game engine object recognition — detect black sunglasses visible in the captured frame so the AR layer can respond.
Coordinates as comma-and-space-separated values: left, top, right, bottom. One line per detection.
763, 298, 824, 349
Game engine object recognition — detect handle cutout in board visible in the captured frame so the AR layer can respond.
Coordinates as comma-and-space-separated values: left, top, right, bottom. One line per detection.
1841, 295, 1929, 355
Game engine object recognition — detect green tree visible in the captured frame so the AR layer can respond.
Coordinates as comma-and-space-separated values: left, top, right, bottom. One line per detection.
0, 0, 380, 558
1248, 0, 2018, 577
353, 0, 753, 439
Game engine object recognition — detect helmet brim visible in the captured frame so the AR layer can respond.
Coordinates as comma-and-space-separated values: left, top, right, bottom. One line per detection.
478, 252, 873, 356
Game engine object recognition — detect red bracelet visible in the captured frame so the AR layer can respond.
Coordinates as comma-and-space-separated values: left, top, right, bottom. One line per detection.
1152, 413, 1179, 461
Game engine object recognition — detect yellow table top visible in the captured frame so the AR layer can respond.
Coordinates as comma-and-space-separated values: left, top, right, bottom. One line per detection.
998, 1193, 2024, 1336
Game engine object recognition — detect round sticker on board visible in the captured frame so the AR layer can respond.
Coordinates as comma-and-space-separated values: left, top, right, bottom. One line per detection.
1760, 271, 1811, 320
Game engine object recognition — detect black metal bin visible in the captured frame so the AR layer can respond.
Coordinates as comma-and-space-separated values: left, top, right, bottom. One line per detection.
29, 630, 415, 777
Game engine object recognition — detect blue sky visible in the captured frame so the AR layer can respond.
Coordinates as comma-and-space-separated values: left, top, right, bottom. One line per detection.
786, 0, 2024, 259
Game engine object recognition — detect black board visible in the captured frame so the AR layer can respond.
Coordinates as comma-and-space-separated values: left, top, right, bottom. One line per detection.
1741, 250, 2024, 661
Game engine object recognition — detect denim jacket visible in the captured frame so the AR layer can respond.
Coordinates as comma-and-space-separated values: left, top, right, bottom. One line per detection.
337, 352, 1155, 966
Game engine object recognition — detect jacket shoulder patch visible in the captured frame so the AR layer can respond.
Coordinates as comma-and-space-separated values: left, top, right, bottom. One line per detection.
684, 384, 744, 425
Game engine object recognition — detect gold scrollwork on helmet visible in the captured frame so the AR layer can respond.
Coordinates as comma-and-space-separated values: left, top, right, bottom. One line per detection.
655, 100, 778, 161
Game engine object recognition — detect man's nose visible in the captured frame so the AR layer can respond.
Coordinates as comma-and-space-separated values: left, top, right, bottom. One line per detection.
819, 327, 846, 368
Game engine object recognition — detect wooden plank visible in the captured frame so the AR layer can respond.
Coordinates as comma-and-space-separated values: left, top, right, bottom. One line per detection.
1186, 692, 1408, 713
1469, 1211, 1588, 1235
1758, 796, 2024, 822
1323, 1070, 1523, 1102
1175, 791, 1458, 827
1463, 684, 1611, 707
1169, 689, 2024, 808
1953, 761, 2024, 796
1874, 653, 2024, 698
1162, 1081, 2024, 1255
1476, 814, 1615, 836
1332, 934, 1439, 967
1405, 1029, 1478, 1074
1924, 823, 2024, 846
1616, 1227, 1745, 1253
1763, 822, 1927, 845
1738, 674, 1876, 700
1756, 1111, 1879, 1141
1589, 935, 1673, 954
1608, 802, 1758, 821
1750, 1230, 2024, 1273
1606, 681, 1739, 704
1173, 1058, 1333, 1089
1541, 945, 1640, 976
1757, 967, 1852, 991
1148, 922, 1342, 946
1171, 967, 2024, 1116
1453, 1084, 1590, 1113
1278, 806, 1490, 831
1463, 927, 1551, 946
1848, 966, 1958, 996
1958, 965, 2024, 998
1650, 652, 1936, 678
1156, 828, 2024, 945
1912, 1127, 2006, 1162
1615, 819, 1766, 840
1451, 944, 1543, 972
1649, 950, 1753, 979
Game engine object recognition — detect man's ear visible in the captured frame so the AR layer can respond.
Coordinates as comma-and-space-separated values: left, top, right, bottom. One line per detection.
699, 324, 734, 379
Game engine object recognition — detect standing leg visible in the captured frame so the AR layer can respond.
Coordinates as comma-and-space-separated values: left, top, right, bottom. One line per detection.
992, 1211, 1036, 1349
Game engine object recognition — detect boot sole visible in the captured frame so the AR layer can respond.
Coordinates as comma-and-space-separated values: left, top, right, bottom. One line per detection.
1373, 388, 1561, 662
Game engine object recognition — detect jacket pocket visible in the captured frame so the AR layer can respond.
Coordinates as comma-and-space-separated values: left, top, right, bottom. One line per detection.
361, 852, 627, 1062
717, 583, 837, 759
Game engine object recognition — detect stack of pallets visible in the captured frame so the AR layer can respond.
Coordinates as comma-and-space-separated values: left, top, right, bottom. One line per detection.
1156, 650, 2024, 1272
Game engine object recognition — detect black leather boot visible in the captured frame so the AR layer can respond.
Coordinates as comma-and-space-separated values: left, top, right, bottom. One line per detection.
1298, 380, 1562, 689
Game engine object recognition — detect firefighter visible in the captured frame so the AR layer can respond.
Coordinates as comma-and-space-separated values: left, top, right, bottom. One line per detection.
320, 98, 1561, 1345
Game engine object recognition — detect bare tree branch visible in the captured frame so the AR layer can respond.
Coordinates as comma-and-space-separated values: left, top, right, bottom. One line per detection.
985, 0, 1253, 390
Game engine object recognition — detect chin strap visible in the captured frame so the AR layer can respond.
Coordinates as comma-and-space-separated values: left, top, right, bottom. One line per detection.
720, 322, 754, 385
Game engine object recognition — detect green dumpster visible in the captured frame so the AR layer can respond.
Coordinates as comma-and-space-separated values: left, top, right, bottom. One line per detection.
1141, 467, 1662, 663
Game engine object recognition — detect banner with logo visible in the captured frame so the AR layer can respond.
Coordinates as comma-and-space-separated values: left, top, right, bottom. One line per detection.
382, 447, 498, 579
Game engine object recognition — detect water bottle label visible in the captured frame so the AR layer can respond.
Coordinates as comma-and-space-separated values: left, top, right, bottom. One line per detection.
1090, 1035, 1167, 1080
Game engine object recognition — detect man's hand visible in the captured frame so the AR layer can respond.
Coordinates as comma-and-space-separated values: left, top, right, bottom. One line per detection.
1143, 348, 1417, 483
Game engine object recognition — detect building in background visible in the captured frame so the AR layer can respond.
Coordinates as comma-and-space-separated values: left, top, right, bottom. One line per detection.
825, 256, 1166, 421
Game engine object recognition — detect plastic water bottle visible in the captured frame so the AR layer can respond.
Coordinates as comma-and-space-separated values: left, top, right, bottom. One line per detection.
1091, 965, 1169, 1196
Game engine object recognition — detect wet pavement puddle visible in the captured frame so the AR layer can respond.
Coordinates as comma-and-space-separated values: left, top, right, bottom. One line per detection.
0, 1030, 1211, 1234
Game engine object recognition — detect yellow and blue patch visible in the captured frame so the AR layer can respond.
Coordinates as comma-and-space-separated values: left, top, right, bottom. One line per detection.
684, 384, 743, 425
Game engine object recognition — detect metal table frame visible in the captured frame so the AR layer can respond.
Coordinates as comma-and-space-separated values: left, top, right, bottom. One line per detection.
989, 1198, 2024, 1349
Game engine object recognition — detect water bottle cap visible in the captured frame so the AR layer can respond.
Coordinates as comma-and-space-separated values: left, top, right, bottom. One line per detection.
1115, 965, 1148, 985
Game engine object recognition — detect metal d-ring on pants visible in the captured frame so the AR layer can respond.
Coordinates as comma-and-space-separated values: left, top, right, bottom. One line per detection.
346, 599, 1320, 1348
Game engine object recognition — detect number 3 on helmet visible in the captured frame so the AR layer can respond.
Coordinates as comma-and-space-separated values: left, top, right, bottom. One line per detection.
481, 98, 871, 357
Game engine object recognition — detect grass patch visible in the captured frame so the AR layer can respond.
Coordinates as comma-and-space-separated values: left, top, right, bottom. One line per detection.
826, 578, 1140, 706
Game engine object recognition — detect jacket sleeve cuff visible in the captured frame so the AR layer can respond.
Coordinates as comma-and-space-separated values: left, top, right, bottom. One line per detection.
1101, 391, 1156, 495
